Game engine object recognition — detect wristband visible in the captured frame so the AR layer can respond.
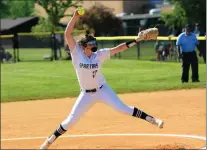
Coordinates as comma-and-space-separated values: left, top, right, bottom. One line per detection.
126, 39, 137, 48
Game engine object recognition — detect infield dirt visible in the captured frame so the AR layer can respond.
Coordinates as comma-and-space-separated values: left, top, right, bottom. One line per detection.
1, 88, 206, 149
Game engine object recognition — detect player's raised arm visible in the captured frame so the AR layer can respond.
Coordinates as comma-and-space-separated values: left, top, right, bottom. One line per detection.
64, 9, 81, 52
110, 28, 159, 56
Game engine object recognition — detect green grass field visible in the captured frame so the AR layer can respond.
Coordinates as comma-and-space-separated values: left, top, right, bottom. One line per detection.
2, 59, 206, 102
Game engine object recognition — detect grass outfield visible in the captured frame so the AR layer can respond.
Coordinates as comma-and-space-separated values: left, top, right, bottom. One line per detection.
1, 59, 206, 102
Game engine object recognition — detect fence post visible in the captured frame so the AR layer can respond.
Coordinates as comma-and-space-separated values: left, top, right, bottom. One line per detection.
137, 27, 143, 60
13, 47, 16, 63
113, 40, 117, 58
118, 40, 121, 59
50, 33, 54, 61
137, 42, 140, 59
101, 40, 103, 48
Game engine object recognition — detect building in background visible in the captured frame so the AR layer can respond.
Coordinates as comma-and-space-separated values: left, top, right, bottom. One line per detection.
123, 0, 152, 15
34, 1, 174, 36
118, 13, 162, 35
0, 1, 174, 50
118, 0, 173, 35
0, 17, 39, 35
80, 0, 172, 16
52, 1, 155, 24
0, 17, 40, 49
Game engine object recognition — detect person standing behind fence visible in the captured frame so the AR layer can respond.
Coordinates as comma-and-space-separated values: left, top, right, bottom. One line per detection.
12, 33, 20, 62
51, 33, 61, 60
55, 34, 62, 59
155, 40, 164, 61
194, 23, 206, 63
176, 24, 200, 83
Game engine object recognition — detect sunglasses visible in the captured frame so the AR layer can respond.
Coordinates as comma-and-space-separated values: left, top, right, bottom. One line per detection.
87, 41, 97, 46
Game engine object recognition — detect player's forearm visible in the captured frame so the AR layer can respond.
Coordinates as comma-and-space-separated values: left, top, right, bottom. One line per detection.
65, 16, 78, 35
112, 43, 129, 53
116, 34, 143, 52
110, 40, 140, 56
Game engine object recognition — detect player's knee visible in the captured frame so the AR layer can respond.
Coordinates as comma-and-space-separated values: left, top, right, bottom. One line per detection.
116, 105, 133, 115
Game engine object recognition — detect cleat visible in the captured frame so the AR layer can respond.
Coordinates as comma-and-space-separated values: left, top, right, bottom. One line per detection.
153, 118, 164, 128
40, 138, 51, 150
147, 116, 164, 128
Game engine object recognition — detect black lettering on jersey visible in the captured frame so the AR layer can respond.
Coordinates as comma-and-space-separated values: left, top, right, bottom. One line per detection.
79, 63, 98, 69
92, 64, 95, 69
86, 64, 89, 69
79, 63, 83, 68
89, 64, 93, 69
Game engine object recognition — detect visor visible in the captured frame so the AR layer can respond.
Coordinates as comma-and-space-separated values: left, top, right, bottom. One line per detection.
87, 41, 97, 46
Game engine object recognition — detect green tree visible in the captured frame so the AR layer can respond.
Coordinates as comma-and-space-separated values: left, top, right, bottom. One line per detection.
0, 0, 10, 18
161, 0, 206, 31
8, 0, 35, 18
34, 0, 82, 33
161, 2, 187, 29
174, 0, 206, 31
76, 3, 122, 36
33, 0, 82, 60
32, 18, 63, 32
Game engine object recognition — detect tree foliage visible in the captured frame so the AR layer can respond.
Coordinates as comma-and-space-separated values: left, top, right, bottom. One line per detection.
8, 0, 35, 18
161, 0, 206, 31
33, 0, 82, 33
32, 18, 64, 32
161, 2, 187, 29
0, 0, 9, 18
0, 0, 35, 19
76, 3, 123, 36
173, 0, 205, 25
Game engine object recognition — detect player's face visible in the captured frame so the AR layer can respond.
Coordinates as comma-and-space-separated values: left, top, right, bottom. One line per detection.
86, 41, 97, 52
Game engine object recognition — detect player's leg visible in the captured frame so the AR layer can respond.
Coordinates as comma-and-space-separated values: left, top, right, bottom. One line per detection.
181, 53, 190, 83
190, 51, 199, 82
202, 49, 206, 63
98, 84, 164, 128
40, 92, 95, 149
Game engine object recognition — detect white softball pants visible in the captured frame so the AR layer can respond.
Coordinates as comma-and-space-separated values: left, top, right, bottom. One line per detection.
61, 84, 134, 130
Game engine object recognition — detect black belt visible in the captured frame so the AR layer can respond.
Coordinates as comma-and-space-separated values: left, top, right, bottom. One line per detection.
84, 85, 103, 93
182, 51, 195, 54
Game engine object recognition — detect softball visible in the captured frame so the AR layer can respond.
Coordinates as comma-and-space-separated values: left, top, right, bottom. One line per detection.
77, 7, 85, 16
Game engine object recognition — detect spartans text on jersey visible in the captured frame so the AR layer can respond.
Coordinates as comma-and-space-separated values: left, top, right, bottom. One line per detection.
79, 63, 98, 69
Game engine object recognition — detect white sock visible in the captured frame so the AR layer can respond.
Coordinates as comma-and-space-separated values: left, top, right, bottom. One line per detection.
47, 134, 57, 144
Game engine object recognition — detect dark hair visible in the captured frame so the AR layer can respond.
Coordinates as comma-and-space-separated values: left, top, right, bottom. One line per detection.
78, 31, 96, 47
195, 23, 200, 27
185, 24, 193, 28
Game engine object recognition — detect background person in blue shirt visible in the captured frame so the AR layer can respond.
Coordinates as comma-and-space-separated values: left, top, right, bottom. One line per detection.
176, 24, 200, 83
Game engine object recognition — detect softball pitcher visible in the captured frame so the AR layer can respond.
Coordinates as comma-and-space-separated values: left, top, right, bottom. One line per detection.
40, 9, 164, 149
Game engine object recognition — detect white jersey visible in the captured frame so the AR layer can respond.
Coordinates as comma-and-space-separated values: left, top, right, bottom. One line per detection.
70, 43, 110, 89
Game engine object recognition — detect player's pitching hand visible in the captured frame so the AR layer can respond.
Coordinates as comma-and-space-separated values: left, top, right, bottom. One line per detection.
73, 8, 82, 18
135, 28, 159, 42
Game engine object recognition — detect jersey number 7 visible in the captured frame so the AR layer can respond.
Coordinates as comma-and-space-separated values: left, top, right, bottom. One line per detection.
92, 70, 98, 78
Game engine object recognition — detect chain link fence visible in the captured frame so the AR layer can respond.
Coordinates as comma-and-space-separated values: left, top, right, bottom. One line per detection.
0, 33, 206, 63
